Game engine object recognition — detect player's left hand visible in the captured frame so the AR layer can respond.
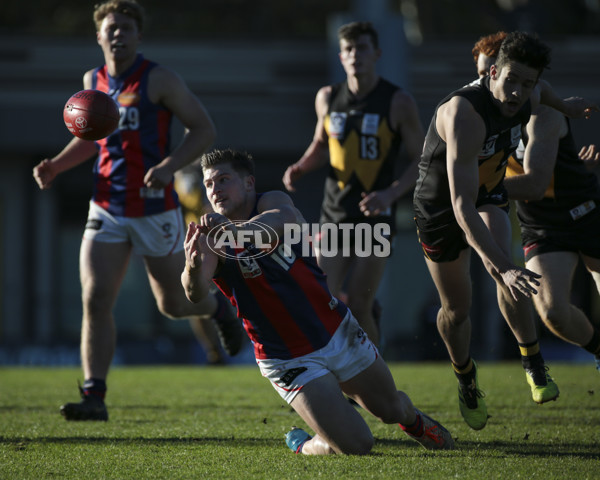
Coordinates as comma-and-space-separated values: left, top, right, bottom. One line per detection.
359, 191, 392, 217
563, 97, 599, 119
144, 163, 174, 189
500, 266, 541, 301
579, 144, 600, 170
198, 212, 231, 233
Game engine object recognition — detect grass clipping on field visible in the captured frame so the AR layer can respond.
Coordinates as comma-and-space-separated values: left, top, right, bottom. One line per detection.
1, 363, 599, 479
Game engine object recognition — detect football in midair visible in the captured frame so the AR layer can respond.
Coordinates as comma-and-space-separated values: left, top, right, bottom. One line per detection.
63, 89, 120, 141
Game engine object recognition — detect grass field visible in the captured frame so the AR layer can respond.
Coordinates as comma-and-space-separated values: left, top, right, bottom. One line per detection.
1, 362, 599, 479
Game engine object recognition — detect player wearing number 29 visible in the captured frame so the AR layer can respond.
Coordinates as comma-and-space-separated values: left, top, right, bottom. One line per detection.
282, 22, 425, 347
32, 0, 243, 421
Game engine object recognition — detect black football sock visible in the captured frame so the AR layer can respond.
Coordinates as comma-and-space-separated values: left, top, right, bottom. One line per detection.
82, 378, 107, 400
453, 357, 475, 385
519, 341, 544, 370
400, 410, 423, 436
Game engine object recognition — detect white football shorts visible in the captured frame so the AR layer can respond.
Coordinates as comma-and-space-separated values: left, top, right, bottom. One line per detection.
83, 200, 185, 257
257, 312, 379, 404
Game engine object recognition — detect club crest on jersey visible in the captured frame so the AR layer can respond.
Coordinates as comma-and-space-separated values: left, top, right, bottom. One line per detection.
236, 251, 263, 278
510, 125, 522, 148
361, 113, 379, 135
479, 134, 499, 158
329, 112, 347, 139
117, 91, 141, 106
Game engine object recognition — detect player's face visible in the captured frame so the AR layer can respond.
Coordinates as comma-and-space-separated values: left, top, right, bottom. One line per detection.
338, 34, 381, 77
97, 12, 141, 64
489, 61, 539, 117
203, 163, 254, 218
476, 53, 494, 79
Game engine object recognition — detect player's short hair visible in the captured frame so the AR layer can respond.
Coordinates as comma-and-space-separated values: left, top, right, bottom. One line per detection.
338, 21, 379, 49
94, 0, 145, 32
472, 31, 507, 64
495, 31, 551, 76
201, 149, 255, 177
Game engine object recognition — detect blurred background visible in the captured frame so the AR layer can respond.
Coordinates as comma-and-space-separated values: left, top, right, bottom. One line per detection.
1, 0, 599, 366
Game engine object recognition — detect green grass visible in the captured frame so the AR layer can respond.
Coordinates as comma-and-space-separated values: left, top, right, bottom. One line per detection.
1, 362, 599, 479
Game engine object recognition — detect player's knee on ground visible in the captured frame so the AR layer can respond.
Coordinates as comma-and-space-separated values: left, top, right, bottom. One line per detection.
335, 431, 374, 455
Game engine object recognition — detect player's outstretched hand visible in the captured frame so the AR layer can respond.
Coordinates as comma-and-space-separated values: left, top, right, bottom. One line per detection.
500, 266, 541, 301
282, 164, 303, 192
579, 144, 600, 170
33, 159, 57, 190
563, 97, 599, 119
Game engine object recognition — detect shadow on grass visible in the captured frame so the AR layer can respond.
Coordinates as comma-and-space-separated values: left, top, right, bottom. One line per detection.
0, 435, 281, 448
376, 438, 600, 460
0, 403, 260, 413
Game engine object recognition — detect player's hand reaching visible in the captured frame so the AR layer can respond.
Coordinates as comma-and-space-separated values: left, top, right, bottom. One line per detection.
562, 97, 599, 119
282, 164, 303, 192
33, 159, 57, 190
199, 212, 232, 234
359, 190, 393, 217
500, 266, 541, 301
184, 222, 219, 270
144, 163, 174, 189
579, 144, 600, 170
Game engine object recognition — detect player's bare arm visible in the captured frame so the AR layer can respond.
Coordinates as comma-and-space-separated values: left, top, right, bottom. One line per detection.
359, 90, 424, 215
248, 191, 306, 236
144, 66, 216, 188
282, 86, 331, 191
440, 97, 539, 299
504, 105, 564, 201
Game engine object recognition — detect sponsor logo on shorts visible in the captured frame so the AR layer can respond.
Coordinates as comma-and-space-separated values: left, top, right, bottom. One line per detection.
162, 223, 173, 240
278, 367, 308, 387
85, 219, 103, 230
420, 241, 442, 255
523, 242, 538, 257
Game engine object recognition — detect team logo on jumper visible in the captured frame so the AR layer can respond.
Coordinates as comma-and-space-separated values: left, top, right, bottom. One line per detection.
361, 113, 379, 135
207, 220, 279, 260
236, 251, 263, 278
479, 134, 499, 157
510, 125, 522, 148
117, 91, 140, 106
329, 112, 347, 139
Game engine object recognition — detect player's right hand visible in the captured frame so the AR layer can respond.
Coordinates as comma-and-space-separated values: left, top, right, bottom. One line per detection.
33, 159, 56, 190
282, 164, 303, 192
500, 266, 541, 301
579, 144, 599, 170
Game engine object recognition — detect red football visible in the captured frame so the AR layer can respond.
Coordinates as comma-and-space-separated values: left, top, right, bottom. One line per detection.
63, 89, 120, 141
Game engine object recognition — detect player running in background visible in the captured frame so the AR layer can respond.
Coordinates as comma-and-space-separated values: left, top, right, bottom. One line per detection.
282, 21, 425, 346
475, 31, 600, 372
182, 148, 454, 455
32, 0, 243, 421
413, 31, 597, 431
471, 38, 600, 372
